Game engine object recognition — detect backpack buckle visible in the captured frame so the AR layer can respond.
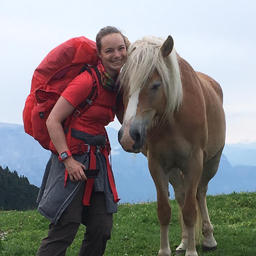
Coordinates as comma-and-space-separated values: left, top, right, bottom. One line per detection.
86, 99, 93, 105
96, 145, 101, 154
84, 144, 90, 153
74, 109, 80, 117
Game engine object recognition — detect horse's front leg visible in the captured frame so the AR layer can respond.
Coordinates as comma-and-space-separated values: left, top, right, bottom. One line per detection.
148, 155, 171, 256
168, 168, 187, 253
182, 152, 203, 256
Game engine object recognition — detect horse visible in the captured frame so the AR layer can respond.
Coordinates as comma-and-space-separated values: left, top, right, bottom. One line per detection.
118, 35, 226, 256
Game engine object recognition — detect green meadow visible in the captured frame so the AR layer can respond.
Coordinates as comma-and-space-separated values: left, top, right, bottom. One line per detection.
0, 192, 255, 256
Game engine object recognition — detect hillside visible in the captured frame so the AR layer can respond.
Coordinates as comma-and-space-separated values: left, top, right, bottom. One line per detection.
0, 166, 39, 210
0, 122, 255, 203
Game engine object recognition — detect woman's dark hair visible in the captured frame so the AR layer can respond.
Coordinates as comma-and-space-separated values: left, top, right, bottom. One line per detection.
96, 26, 129, 52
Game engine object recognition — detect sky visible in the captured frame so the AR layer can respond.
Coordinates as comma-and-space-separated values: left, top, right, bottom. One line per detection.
1, 0, 255, 144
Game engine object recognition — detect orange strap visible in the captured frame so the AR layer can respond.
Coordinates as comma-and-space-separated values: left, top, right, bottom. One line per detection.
83, 146, 119, 206
64, 169, 69, 187
64, 145, 119, 206
102, 147, 119, 203
83, 148, 97, 205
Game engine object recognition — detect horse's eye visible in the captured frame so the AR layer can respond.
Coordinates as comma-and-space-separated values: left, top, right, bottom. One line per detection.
151, 83, 161, 91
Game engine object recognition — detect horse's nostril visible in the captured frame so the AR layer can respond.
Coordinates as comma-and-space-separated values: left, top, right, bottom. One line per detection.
131, 129, 141, 144
131, 130, 144, 152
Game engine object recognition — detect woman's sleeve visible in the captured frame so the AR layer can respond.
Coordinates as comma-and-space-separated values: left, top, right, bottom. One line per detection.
61, 71, 94, 108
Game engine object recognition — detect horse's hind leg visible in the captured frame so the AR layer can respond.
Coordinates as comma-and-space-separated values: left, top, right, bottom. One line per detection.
196, 149, 223, 250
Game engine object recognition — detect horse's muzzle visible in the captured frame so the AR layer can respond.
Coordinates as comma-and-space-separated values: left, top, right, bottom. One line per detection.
118, 121, 145, 153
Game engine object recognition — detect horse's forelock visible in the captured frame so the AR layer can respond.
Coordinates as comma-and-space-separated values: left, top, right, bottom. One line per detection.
119, 38, 158, 93
119, 36, 183, 117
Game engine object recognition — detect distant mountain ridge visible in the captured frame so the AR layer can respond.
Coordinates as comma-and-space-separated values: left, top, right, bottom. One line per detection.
0, 122, 255, 203
223, 143, 256, 166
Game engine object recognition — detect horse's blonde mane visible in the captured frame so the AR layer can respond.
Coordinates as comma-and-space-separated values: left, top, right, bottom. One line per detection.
119, 36, 183, 119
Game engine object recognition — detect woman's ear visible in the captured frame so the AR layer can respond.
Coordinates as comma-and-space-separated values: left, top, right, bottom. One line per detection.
124, 36, 131, 49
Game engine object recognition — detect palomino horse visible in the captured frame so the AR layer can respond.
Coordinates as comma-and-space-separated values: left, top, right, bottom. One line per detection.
118, 36, 225, 256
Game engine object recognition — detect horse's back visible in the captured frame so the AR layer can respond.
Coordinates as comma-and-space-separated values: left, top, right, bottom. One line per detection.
195, 71, 226, 159
196, 72, 223, 104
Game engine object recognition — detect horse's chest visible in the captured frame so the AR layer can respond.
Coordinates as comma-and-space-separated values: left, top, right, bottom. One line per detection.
148, 136, 192, 169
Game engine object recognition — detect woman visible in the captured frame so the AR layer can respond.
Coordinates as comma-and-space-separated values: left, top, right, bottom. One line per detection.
36, 26, 128, 256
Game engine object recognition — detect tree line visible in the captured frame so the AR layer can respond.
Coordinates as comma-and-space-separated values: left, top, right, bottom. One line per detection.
0, 166, 39, 211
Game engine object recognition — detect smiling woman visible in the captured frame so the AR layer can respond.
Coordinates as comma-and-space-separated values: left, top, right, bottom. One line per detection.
35, 26, 129, 256
97, 34, 127, 79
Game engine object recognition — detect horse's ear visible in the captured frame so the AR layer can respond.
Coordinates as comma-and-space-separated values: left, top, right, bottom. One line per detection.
161, 35, 174, 57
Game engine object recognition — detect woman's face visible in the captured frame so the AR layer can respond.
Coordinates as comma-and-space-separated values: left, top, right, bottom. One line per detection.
98, 33, 127, 78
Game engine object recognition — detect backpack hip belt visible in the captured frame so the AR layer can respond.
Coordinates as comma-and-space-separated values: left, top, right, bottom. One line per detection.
63, 134, 119, 206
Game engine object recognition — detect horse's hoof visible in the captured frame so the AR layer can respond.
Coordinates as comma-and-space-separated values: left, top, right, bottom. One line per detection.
202, 245, 217, 252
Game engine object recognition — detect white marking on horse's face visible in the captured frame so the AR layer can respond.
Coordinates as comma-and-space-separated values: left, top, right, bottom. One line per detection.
124, 89, 140, 122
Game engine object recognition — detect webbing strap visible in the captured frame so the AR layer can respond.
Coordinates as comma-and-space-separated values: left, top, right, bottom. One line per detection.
83, 146, 119, 205
82, 149, 96, 205
63, 145, 119, 205
102, 147, 119, 203
64, 169, 68, 187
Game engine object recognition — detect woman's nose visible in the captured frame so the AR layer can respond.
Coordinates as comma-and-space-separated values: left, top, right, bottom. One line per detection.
113, 49, 121, 58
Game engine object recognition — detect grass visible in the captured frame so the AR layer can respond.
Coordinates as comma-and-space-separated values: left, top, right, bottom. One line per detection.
0, 192, 256, 256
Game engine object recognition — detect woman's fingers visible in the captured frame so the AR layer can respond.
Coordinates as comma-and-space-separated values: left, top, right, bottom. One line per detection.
74, 164, 87, 181
66, 161, 87, 182
79, 164, 87, 181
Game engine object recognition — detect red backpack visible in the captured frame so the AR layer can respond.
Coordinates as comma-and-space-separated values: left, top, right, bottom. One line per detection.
23, 36, 100, 153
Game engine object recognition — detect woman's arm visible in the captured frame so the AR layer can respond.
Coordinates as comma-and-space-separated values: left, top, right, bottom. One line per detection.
46, 96, 87, 182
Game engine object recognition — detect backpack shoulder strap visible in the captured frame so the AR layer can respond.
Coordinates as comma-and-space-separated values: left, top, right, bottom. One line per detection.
73, 65, 101, 117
